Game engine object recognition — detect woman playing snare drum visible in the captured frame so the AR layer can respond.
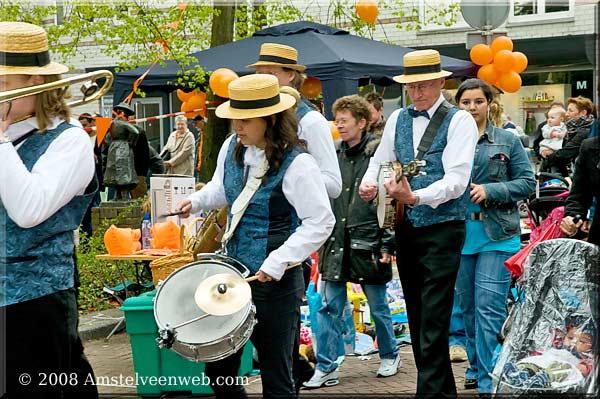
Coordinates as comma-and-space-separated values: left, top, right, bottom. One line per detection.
177, 74, 334, 398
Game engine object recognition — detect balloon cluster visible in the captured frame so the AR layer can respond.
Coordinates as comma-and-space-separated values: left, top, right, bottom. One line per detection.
356, 0, 378, 25
177, 89, 207, 118
470, 36, 528, 93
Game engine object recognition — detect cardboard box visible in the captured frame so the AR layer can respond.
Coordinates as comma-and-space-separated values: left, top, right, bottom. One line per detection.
150, 175, 196, 228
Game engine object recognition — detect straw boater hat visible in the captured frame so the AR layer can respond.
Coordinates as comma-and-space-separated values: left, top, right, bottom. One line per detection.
0, 21, 69, 75
215, 74, 296, 120
246, 43, 306, 72
393, 49, 452, 84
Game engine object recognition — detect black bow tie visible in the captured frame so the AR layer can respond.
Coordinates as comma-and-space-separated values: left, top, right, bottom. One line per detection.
408, 108, 430, 119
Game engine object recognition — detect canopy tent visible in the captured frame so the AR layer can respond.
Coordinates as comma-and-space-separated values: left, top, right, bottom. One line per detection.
114, 21, 476, 119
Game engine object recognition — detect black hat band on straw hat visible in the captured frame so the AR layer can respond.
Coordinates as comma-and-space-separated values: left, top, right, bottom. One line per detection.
0, 50, 50, 67
403, 64, 442, 76
257, 54, 297, 65
229, 94, 280, 110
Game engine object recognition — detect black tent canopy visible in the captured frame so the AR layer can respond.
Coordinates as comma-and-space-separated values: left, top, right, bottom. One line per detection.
114, 21, 475, 119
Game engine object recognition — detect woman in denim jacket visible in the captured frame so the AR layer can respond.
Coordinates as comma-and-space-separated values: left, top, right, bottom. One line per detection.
454, 79, 536, 394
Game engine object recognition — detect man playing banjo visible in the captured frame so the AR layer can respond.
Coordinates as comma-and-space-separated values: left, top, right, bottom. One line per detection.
358, 49, 477, 397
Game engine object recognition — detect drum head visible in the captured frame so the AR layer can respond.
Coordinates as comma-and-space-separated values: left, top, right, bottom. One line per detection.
154, 259, 251, 344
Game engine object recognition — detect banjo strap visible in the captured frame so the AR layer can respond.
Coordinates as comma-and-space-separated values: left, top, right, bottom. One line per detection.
394, 101, 453, 225
415, 100, 453, 161
222, 158, 269, 243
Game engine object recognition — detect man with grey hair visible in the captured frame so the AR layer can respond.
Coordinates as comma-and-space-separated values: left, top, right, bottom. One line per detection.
359, 49, 478, 397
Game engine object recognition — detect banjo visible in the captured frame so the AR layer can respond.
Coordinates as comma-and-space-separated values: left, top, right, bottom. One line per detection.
376, 160, 426, 228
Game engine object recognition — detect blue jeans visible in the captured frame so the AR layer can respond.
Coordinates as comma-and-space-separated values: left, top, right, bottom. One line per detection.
455, 251, 512, 394
449, 289, 466, 348
315, 281, 398, 373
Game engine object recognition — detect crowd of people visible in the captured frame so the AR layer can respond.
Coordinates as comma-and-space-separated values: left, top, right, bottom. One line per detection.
1, 20, 598, 399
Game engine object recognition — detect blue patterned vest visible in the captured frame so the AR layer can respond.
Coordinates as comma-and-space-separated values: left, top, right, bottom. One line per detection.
395, 107, 469, 227
223, 137, 301, 273
296, 97, 314, 121
0, 122, 95, 306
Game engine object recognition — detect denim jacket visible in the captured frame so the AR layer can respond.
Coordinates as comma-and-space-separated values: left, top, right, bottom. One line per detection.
474, 123, 536, 241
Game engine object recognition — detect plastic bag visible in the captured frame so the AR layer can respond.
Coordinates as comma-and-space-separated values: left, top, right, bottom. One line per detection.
104, 224, 141, 255
150, 220, 181, 250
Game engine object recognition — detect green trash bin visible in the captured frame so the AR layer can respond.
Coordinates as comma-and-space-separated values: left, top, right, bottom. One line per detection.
121, 290, 254, 397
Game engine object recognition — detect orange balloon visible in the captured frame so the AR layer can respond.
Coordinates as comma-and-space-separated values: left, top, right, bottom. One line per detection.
490, 36, 513, 55
469, 44, 493, 66
181, 92, 207, 118
177, 89, 195, 102
498, 71, 522, 93
300, 76, 322, 99
493, 49, 515, 73
356, 0, 378, 25
209, 68, 239, 98
477, 64, 498, 85
329, 121, 340, 140
512, 51, 528, 73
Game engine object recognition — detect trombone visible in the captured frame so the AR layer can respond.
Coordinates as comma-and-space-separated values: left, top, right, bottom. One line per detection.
0, 69, 114, 108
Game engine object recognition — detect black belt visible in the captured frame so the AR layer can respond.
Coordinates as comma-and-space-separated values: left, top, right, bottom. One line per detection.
470, 212, 484, 221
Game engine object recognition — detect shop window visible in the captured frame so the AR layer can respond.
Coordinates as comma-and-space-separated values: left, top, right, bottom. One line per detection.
510, 0, 573, 21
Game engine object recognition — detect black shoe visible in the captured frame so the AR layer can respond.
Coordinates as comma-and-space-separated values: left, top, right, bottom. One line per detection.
464, 378, 478, 390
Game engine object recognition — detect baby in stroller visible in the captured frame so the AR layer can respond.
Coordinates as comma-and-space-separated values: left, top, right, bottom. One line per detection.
501, 315, 595, 389
492, 239, 599, 395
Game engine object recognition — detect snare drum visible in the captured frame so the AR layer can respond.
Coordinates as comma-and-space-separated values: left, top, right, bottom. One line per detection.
154, 253, 257, 362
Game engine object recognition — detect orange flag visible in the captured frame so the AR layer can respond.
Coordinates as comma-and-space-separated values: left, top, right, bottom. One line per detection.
95, 117, 113, 147
166, 21, 179, 29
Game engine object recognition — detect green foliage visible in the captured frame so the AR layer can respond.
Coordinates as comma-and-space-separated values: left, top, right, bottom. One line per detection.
76, 199, 144, 313
0, 0, 215, 77
0, 0, 458, 92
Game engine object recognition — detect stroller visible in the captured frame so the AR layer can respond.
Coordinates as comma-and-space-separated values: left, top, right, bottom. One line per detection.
492, 239, 599, 395
520, 172, 570, 242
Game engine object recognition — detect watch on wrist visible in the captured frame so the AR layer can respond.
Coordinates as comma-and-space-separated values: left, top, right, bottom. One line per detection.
407, 193, 419, 208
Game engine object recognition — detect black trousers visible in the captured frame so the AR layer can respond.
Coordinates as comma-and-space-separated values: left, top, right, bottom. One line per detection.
395, 220, 465, 398
204, 267, 303, 399
0, 288, 98, 399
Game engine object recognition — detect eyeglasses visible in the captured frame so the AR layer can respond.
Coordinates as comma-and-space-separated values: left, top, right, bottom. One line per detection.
405, 81, 437, 91
334, 118, 354, 126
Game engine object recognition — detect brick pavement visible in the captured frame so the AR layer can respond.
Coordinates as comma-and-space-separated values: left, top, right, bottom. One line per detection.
84, 332, 473, 398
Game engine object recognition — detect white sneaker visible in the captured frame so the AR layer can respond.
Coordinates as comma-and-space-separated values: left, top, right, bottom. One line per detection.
377, 353, 401, 377
302, 368, 339, 389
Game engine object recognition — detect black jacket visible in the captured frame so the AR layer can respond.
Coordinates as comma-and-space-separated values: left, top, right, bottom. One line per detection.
319, 133, 395, 284
564, 136, 600, 246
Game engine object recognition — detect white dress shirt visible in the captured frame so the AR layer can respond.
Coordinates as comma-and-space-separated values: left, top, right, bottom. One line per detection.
299, 110, 342, 199
0, 117, 95, 228
188, 135, 335, 280
362, 95, 477, 209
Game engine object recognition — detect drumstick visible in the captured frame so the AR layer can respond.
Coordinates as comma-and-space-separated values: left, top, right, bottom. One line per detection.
245, 261, 303, 282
